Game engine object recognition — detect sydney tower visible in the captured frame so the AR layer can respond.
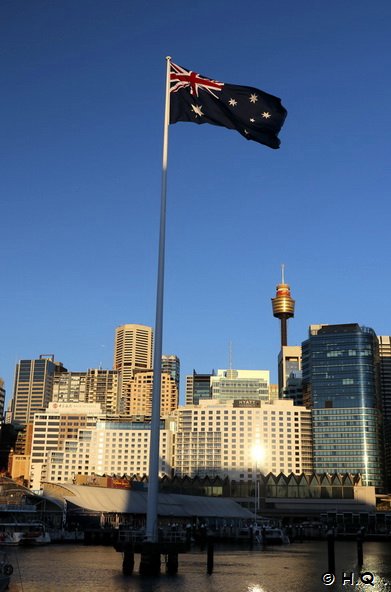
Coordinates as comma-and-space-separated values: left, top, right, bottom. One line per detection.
271, 266, 295, 347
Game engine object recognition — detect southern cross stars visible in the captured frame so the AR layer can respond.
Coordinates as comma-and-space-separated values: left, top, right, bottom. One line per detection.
191, 94, 273, 129
228, 96, 271, 118
226, 94, 273, 138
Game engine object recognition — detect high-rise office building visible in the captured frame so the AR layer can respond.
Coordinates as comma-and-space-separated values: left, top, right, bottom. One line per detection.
53, 369, 120, 415
185, 371, 213, 405
378, 336, 391, 489
0, 378, 5, 419
378, 336, 391, 421
122, 366, 179, 417
283, 371, 303, 406
113, 324, 153, 398
210, 369, 270, 403
85, 369, 120, 415
302, 323, 384, 488
161, 355, 180, 384
52, 372, 87, 404
12, 355, 66, 425
278, 345, 302, 400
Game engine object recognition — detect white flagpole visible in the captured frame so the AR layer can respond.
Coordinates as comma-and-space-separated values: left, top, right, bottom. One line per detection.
145, 56, 172, 542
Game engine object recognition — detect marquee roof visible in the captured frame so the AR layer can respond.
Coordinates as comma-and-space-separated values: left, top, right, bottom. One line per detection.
42, 483, 253, 519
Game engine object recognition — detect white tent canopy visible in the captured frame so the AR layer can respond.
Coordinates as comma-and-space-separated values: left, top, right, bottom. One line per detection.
42, 483, 254, 520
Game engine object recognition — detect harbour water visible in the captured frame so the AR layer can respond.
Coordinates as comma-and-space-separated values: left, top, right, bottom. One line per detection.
5, 540, 391, 592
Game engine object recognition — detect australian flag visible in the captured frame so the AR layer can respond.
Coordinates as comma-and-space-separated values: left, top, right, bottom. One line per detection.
169, 62, 287, 149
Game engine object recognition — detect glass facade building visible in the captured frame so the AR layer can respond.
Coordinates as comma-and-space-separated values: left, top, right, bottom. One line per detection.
302, 324, 384, 488
185, 371, 213, 405
12, 355, 66, 425
378, 336, 391, 489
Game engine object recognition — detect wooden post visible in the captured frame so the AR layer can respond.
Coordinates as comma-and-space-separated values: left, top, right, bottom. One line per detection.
122, 549, 134, 576
207, 538, 214, 575
357, 528, 364, 567
166, 553, 179, 575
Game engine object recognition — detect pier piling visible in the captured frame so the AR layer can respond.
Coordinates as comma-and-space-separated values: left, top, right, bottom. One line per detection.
357, 528, 364, 567
207, 538, 214, 575
165, 553, 179, 575
139, 547, 161, 576
327, 530, 335, 574
122, 550, 134, 575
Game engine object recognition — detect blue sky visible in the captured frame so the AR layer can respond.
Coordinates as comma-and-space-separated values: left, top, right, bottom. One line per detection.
2, 0, 391, 404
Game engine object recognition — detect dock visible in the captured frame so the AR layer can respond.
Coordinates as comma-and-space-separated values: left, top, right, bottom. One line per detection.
113, 528, 190, 575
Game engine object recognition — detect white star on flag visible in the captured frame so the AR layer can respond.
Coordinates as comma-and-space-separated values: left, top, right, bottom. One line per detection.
191, 104, 204, 117
249, 94, 258, 103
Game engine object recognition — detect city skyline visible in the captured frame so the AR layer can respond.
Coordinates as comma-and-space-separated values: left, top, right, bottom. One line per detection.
6, 317, 390, 490
2, 1, 391, 405
4, 316, 391, 409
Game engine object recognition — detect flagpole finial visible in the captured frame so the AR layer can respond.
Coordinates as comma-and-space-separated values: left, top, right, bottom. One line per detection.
166, 56, 172, 61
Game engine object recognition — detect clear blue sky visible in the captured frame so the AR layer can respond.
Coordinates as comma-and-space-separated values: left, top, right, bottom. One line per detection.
2, 0, 391, 405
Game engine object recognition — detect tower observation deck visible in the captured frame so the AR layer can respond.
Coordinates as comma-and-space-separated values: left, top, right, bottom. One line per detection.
271, 265, 295, 347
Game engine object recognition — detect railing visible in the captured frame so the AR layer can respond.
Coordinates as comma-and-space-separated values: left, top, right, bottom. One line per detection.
117, 529, 145, 544
158, 529, 187, 543
117, 527, 186, 544
0, 503, 37, 511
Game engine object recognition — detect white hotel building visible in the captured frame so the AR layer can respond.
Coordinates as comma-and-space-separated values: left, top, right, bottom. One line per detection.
173, 398, 313, 479
29, 399, 312, 490
29, 403, 174, 490
29, 403, 102, 490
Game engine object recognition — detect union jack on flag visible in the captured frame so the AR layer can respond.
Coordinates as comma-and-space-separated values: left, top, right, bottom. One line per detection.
169, 61, 287, 149
170, 62, 224, 99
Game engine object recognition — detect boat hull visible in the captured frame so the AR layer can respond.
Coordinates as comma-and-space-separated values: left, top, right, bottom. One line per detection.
258, 528, 290, 545
0, 524, 51, 546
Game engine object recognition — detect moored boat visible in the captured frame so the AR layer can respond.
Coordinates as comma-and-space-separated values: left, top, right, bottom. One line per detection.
258, 527, 290, 545
0, 522, 51, 546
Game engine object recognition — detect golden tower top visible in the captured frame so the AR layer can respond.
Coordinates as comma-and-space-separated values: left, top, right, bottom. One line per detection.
272, 264, 295, 318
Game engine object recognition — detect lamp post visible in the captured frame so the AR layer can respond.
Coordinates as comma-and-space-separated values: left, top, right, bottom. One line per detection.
252, 444, 265, 519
